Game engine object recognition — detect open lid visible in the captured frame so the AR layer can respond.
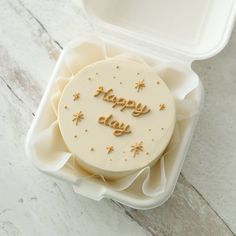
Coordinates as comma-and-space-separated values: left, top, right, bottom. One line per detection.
79, 0, 236, 61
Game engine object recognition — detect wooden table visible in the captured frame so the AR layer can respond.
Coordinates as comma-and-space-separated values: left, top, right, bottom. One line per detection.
0, 1, 235, 235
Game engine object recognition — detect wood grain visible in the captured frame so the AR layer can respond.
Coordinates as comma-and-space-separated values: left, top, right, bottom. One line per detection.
0, 78, 150, 236
0, 0, 235, 235
184, 27, 236, 233
114, 175, 233, 236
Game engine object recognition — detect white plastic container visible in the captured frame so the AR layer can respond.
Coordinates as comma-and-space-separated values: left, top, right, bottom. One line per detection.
25, 0, 236, 209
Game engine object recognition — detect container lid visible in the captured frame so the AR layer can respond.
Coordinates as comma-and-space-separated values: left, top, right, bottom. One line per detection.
79, 0, 236, 61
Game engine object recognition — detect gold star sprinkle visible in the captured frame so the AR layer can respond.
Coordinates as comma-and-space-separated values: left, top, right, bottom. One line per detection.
135, 79, 145, 92
72, 111, 84, 125
159, 104, 166, 111
130, 141, 143, 157
73, 92, 80, 101
106, 146, 114, 154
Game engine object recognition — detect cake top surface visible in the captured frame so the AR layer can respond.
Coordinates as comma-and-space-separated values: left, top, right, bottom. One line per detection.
58, 58, 175, 173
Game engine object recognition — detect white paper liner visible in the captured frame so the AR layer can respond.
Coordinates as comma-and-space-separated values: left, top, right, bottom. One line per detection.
28, 36, 200, 198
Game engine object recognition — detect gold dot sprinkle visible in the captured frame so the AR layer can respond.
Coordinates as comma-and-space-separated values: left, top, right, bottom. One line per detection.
146, 152, 149, 155
152, 139, 154, 142
73, 92, 80, 101
124, 158, 127, 162
116, 66, 119, 69
109, 158, 112, 161
88, 77, 91, 80
135, 79, 145, 92
106, 146, 114, 154
85, 129, 88, 132
148, 129, 151, 131
120, 81, 123, 85
96, 72, 99, 75
64, 105, 68, 109
74, 135, 77, 138
161, 128, 164, 130
113, 76, 116, 79
156, 81, 160, 85
159, 104, 166, 111
137, 72, 140, 75
90, 148, 94, 151
72, 111, 84, 125
130, 141, 143, 157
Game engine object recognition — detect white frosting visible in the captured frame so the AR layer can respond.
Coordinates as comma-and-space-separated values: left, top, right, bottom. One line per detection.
58, 59, 175, 179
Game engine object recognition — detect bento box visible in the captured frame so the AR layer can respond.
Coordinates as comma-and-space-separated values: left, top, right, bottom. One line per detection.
25, 0, 236, 209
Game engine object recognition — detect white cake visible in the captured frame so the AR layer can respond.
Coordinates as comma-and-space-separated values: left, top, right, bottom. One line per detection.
58, 58, 175, 179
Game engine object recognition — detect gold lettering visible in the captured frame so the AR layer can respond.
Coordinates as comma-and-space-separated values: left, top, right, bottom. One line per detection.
104, 114, 112, 125
132, 104, 150, 117
110, 120, 120, 128
94, 86, 151, 117
113, 125, 131, 136
121, 100, 136, 111
107, 94, 116, 103
112, 98, 126, 108
94, 86, 106, 97
103, 89, 113, 101
98, 116, 106, 123
98, 114, 131, 136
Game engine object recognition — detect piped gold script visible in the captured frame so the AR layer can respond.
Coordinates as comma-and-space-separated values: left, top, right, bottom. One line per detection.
98, 114, 131, 136
94, 86, 150, 117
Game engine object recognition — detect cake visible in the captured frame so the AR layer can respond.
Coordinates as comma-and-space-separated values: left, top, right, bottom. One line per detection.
57, 58, 175, 179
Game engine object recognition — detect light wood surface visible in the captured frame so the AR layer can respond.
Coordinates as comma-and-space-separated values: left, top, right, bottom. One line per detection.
0, 0, 235, 235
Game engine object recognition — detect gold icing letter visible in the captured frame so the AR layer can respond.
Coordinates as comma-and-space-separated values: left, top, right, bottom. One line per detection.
98, 114, 131, 136
94, 86, 151, 117
132, 104, 150, 117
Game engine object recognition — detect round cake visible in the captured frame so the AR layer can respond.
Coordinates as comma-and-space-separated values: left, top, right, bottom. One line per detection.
58, 58, 175, 179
